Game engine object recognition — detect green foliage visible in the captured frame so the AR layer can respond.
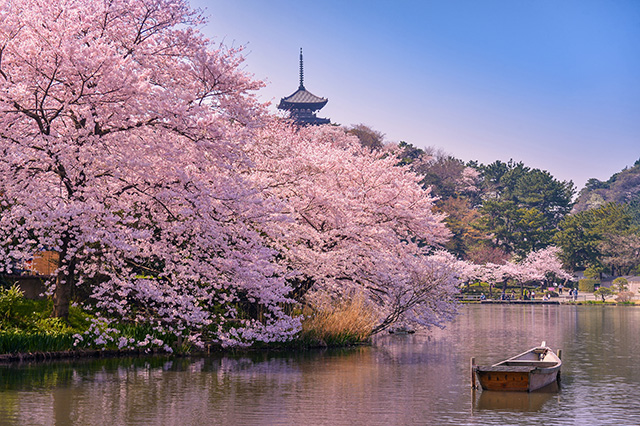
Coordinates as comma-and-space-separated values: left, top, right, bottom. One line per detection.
394, 152, 576, 261
396, 141, 425, 166
0, 285, 157, 354
475, 160, 574, 257
0, 284, 24, 321
593, 287, 615, 302
460, 281, 492, 294
599, 233, 640, 276
477, 161, 575, 225
555, 203, 638, 271
0, 285, 87, 333
578, 278, 598, 292
478, 200, 552, 256
0, 286, 86, 353
584, 266, 603, 280
613, 277, 629, 292
0, 331, 76, 354
555, 214, 602, 270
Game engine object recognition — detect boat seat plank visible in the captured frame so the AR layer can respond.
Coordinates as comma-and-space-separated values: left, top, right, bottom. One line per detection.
500, 361, 558, 368
477, 365, 535, 373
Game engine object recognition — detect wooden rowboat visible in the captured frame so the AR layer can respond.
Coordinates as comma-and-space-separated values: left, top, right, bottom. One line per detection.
472, 342, 562, 392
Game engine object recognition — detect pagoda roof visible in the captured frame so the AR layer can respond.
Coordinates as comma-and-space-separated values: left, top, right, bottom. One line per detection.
277, 49, 329, 113
278, 86, 328, 111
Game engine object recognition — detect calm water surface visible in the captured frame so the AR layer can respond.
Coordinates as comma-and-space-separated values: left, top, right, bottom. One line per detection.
2, 304, 640, 425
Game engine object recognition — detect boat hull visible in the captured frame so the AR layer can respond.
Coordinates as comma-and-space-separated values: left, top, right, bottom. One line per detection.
475, 366, 559, 392
474, 344, 562, 392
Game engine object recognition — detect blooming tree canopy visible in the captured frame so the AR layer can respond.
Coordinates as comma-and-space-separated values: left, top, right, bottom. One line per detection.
246, 124, 457, 333
0, 0, 299, 345
0, 0, 461, 346
457, 246, 572, 286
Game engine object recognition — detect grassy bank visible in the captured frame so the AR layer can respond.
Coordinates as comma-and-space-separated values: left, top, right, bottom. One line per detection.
1, 285, 374, 357
0, 284, 84, 354
0, 284, 179, 355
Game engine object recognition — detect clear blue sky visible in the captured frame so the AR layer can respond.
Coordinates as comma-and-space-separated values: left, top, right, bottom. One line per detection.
191, 0, 640, 191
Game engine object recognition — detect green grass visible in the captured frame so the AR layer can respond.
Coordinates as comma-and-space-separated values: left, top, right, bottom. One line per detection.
0, 331, 77, 354
0, 284, 84, 353
0, 284, 171, 355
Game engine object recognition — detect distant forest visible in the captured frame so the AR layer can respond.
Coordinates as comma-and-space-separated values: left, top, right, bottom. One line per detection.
347, 124, 640, 277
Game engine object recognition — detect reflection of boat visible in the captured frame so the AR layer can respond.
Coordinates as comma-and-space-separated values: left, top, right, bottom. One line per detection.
473, 342, 562, 392
474, 383, 558, 411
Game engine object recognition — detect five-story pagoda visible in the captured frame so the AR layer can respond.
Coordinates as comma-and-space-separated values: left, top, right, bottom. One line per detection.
278, 49, 330, 125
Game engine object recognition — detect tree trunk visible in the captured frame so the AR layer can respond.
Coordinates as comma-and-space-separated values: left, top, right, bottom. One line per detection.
520, 281, 524, 299
53, 270, 73, 319
52, 236, 74, 320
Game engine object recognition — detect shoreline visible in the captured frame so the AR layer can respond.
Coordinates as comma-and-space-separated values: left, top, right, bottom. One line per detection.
3, 301, 636, 363
0, 348, 175, 364
460, 299, 638, 306
0, 339, 363, 365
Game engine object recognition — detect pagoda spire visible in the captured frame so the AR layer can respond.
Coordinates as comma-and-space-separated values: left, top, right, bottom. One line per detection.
299, 48, 304, 89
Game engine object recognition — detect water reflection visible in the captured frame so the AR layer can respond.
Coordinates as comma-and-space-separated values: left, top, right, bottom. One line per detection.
2, 305, 640, 425
473, 383, 559, 412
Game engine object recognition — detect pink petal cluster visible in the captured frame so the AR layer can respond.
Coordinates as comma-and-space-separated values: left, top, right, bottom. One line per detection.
457, 246, 572, 285
0, 0, 461, 345
247, 124, 457, 333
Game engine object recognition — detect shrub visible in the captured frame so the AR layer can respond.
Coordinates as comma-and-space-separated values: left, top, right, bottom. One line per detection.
613, 277, 629, 292
0, 284, 25, 321
593, 287, 614, 302
616, 291, 635, 303
579, 278, 598, 292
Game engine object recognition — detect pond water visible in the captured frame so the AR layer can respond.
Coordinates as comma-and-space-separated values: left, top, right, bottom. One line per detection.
2, 304, 640, 425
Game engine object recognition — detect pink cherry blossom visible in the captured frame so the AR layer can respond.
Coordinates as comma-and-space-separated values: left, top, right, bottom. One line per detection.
0, 0, 461, 345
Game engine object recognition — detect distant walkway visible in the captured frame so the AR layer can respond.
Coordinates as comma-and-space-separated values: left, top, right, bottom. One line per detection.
461, 291, 599, 304
480, 299, 560, 305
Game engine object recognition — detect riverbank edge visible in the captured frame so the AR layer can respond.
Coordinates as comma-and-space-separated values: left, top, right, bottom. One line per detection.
0, 348, 167, 364
0, 338, 371, 364
459, 300, 638, 305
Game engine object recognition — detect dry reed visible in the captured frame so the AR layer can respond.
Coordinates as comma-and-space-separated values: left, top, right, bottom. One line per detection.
301, 295, 377, 345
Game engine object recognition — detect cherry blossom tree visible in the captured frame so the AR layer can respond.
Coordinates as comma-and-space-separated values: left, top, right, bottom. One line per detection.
0, 0, 463, 346
459, 246, 571, 297
246, 124, 458, 333
517, 246, 572, 283
0, 0, 298, 346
